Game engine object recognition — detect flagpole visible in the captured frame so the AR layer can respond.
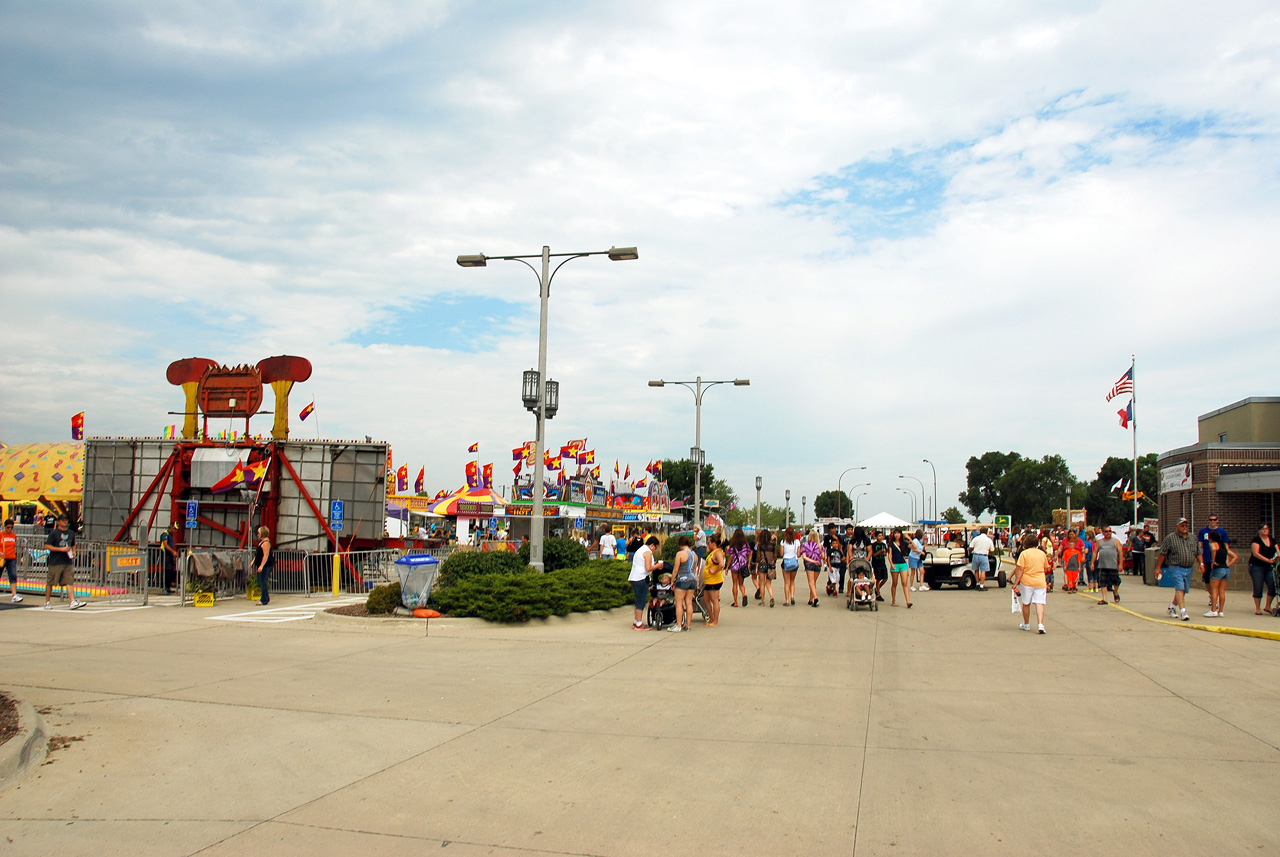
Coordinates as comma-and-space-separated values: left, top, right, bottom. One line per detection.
1130, 355, 1138, 526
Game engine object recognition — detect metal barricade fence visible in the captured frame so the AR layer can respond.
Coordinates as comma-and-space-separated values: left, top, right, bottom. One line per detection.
300, 546, 452, 596
178, 548, 253, 606
14, 536, 150, 605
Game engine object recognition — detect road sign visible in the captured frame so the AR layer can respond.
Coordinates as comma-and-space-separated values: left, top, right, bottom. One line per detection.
186, 500, 198, 529
993, 514, 1011, 529
574, 517, 584, 529
330, 499, 344, 523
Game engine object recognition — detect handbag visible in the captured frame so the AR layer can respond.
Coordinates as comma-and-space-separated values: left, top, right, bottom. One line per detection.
782, 557, 798, 572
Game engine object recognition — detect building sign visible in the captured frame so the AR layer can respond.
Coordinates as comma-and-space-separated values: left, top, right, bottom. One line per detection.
1160, 463, 1193, 493
456, 501, 493, 516
507, 505, 561, 517
993, 514, 1011, 529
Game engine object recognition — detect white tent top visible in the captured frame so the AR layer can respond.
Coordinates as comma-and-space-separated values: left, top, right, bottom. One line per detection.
857, 512, 914, 529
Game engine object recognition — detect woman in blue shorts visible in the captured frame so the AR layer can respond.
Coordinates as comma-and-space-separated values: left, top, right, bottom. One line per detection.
888, 529, 912, 608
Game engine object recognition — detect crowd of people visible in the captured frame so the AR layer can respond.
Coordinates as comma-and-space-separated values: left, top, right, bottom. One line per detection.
624, 523, 937, 631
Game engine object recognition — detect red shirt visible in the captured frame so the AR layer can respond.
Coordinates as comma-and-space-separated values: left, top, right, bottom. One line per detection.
0, 532, 17, 560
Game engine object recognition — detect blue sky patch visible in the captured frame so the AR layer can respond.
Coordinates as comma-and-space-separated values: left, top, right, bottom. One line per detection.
346, 294, 532, 352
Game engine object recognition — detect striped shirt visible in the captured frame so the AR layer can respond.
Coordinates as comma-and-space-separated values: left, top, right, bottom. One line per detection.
1158, 532, 1198, 568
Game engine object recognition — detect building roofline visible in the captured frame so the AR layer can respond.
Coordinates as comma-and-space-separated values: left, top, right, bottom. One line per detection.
1198, 397, 1280, 422
1159, 440, 1280, 463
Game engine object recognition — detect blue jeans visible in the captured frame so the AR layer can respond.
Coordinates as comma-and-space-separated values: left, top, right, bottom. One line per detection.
257, 569, 270, 604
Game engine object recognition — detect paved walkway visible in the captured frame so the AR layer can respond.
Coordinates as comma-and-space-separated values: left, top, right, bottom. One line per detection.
1, 582, 1278, 856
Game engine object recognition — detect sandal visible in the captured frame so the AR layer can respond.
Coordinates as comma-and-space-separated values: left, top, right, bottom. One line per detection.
769, 597, 774, 607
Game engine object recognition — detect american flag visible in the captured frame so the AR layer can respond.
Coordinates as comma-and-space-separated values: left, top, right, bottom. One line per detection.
1105, 366, 1133, 402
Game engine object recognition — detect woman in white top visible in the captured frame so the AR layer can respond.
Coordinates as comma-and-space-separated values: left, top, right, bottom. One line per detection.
628, 535, 661, 630
778, 526, 802, 606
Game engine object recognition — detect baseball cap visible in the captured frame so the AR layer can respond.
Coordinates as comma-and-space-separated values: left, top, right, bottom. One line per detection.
1177, 517, 1188, 524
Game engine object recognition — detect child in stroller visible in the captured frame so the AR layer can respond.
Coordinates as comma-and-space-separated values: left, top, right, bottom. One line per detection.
848, 563, 877, 610
647, 567, 676, 629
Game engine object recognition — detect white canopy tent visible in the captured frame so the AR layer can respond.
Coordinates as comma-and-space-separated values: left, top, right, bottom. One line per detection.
857, 512, 914, 529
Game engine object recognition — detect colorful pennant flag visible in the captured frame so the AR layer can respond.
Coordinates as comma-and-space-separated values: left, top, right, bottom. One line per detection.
468, 442, 479, 453
614, 460, 620, 477
299, 401, 315, 421
590, 465, 600, 479
414, 466, 425, 494
465, 460, 479, 488
578, 449, 595, 465
71, 412, 84, 441
433, 488, 449, 500
162, 425, 177, 439
513, 460, 523, 477
482, 463, 493, 488
623, 463, 630, 480
396, 465, 409, 493
1106, 366, 1134, 402
211, 462, 246, 494
635, 476, 647, 489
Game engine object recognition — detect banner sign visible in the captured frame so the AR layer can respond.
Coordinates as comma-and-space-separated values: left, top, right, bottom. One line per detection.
1160, 463, 1193, 493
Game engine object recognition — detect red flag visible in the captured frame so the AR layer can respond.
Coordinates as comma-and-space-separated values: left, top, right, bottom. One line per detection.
396, 465, 408, 493
482, 463, 493, 488
299, 401, 315, 421
513, 460, 523, 477
1117, 400, 1133, 429
468, 442, 478, 453
653, 460, 662, 477
71, 412, 84, 440
465, 460, 479, 488
614, 460, 620, 477
590, 465, 600, 479
414, 466, 425, 494
635, 476, 647, 489
513, 446, 525, 461
624, 463, 630, 480
560, 445, 576, 459
578, 449, 595, 464
1106, 366, 1134, 402
243, 459, 268, 489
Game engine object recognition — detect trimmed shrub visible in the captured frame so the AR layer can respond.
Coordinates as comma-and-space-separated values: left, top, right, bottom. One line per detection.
432, 562, 632, 623
436, 549, 528, 589
515, 537, 589, 572
366, 581, 402, 614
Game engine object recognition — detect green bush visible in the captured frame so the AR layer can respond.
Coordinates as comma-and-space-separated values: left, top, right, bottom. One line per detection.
436, 549, 528, 589
432, 562, 632, 623
515, 537, 589, 572
366, 581, 402, 614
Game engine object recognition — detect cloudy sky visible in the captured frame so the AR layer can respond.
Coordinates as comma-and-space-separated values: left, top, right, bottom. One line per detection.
2, 1, 1277, 523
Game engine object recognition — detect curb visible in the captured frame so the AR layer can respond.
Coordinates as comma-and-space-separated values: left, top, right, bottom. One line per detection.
1077, 592, 1280, 641
312, 606, 623, 630
0, 695, 49, 792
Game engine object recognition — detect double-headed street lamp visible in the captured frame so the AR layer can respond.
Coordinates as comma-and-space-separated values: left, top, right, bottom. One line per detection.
460, 245, 638, 570
648, 376, 749, 531
854, 491, 868, 522
837, 466, 867, 519
896, 487, 916, 522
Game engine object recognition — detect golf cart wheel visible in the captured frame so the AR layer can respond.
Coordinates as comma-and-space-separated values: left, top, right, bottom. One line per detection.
961, 571, 976, 590
997, 571, 1008, 588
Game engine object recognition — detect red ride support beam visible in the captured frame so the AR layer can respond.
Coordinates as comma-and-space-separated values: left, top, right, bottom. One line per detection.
273, 447, 364, 587
113, 450, 179, 543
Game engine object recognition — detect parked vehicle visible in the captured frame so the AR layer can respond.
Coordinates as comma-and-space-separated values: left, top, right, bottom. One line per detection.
922, 545, 1008, 589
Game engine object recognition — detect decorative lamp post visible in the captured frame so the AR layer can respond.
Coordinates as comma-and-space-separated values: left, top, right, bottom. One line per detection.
648, 377, 749, 534
836, 466, 867, 520
460, 245, 637, 570
855, 491, 868, 522
922, 458, 937, 524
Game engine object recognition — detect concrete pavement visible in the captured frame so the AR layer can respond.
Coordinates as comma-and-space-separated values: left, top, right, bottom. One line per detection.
1, 582, 1278, 856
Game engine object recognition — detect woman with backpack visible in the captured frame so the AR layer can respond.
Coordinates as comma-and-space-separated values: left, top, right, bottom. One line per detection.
727, 528, 752, 607
755, 528, 777, 607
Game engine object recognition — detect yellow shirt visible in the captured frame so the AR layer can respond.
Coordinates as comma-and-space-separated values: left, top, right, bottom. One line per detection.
1015, 547, 1048, 589
703, 548, 725, 585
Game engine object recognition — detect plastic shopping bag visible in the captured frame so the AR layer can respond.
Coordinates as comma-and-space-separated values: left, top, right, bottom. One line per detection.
1011, 587, 1020, 613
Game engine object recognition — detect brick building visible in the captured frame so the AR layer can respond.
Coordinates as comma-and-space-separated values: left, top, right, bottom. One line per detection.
1157, 397, 1280, 590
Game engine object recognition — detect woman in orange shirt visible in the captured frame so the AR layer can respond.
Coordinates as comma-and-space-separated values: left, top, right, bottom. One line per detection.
1012, 533, 1049, 634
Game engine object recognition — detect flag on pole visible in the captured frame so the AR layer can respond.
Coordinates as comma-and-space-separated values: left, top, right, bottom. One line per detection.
635, 476, 647, 490
614, 460, 620, 477
1117, 400, 1133, 429
396, 465, 409, 493
211, 462, 246, 494
578, 449, 595, 464
590, 465, 600, 479
468, 442, 479, 453
482, 463, 493, 488
513, 460, 523, 477
652, 460, 662, 477
71, 412, 84, 440
414, 467, 425, 494
465, 461, 479, 488
1106, 367, 1134, 402
624, 463, 630, 480
1110, 476, 1124, 492
162, 425, 177, 439
299, 402, 315, 421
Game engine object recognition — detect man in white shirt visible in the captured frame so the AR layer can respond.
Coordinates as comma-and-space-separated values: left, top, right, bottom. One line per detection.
598, 530, 617, 559
628, 536, 661, 630
971, 526, 995, 590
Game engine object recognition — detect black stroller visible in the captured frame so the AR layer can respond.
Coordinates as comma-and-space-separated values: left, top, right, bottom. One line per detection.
646, 560, 705, 629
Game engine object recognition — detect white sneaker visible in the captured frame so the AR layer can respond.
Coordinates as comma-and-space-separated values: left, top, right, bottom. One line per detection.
1019, 623, 1030, 631
1180, 609, 1190, 621
11, 594, 22, 603
1037, 624, 1046, 634
1203, 611, 1217, 618
920, 584, 930, 591
1167, 604, 1178, 618
910, 585, 917, 591
43, 603, 52, 610
70, 600, 86, 610
667, 625, 682, 632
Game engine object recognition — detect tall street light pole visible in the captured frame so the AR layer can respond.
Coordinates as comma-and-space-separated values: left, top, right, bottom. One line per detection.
900, 475, 925, 526
897, 487, 916, 522
854, 491, 868, 522
846, 482, 870, 521
755, 476, 762, 532
922, 459, 937, 524
649, 377, 749, 534
837, 466, 867, 520
460, 245, 637, 570
786, 489, 791, 529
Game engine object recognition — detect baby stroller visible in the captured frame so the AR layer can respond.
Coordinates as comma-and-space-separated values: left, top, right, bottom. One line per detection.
646, 562, 677, 629
847, 560, 877, 611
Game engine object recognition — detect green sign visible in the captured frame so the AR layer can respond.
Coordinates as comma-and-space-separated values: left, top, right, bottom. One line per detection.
993, 514, 1011, 529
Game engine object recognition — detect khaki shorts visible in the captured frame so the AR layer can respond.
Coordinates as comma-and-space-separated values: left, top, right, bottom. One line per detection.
46, 563, 74, 587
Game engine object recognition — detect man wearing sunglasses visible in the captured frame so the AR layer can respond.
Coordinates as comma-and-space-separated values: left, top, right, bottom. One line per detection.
1198, 515, 1230, 602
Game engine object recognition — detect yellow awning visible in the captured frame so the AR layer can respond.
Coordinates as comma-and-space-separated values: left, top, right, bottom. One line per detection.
0, 442, 85, 504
